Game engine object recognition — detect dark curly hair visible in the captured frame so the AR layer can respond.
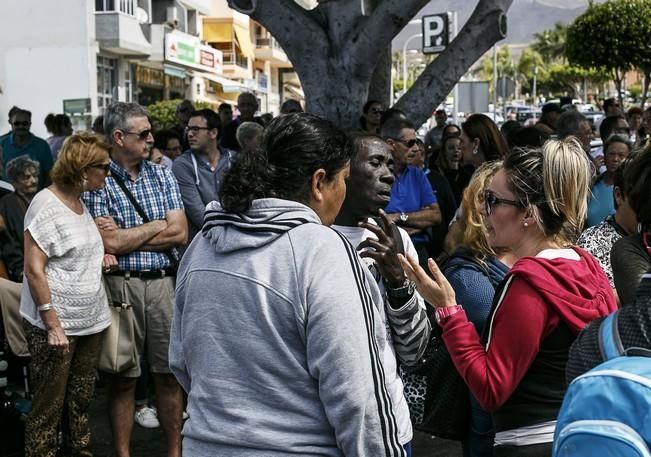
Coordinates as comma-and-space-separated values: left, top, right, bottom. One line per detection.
219, 113, 351, 213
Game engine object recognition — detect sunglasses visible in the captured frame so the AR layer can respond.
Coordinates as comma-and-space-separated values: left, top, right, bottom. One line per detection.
12, 121, 30, 127
89, 163, 111, 173
369, 108, 383, 114
123, 129, 153, 140
484, 190, 522, 216
391, 138, 418, 148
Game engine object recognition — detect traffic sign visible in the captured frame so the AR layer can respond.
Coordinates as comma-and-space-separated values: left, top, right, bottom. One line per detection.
422, 13, 449, 54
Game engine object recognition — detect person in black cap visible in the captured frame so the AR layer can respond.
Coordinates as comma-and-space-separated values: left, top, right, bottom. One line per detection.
535, 103, 562, 136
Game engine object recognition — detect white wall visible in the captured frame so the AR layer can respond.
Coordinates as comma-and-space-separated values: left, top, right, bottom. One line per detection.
0, 0, 97, 138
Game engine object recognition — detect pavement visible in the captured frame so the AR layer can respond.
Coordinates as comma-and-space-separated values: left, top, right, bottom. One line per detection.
89, 384, 462, 457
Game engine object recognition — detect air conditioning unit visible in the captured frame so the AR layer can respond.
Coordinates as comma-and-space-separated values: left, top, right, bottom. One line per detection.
166, 6, 179, 27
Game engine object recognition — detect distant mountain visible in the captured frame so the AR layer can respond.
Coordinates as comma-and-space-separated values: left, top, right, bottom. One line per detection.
392, 0, 605, 51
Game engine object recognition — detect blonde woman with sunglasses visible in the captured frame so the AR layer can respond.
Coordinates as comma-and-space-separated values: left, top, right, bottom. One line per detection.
401, 139, 617, 457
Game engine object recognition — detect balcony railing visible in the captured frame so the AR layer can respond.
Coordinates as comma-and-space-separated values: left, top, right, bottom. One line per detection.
96, 0, 136, 16
222, 50, 249, 69
255, 36, 283, 51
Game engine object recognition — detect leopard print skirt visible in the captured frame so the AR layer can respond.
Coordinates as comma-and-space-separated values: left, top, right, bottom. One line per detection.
23, 320, 103, 457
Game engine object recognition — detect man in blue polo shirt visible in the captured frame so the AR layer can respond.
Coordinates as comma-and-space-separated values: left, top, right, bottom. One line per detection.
0, 108, 53, 189
382, 118, 441, 267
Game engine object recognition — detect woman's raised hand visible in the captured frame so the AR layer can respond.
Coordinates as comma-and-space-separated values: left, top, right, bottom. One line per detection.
398, 254, 457, 308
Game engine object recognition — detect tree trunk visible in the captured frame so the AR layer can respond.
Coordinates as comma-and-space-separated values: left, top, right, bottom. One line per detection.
614, 70, 624, 113
365, 0, 391, 107
301, 64, 371, 129
367, 47, 392, 107
228, 0, 512, 128
640, 70, 651, 109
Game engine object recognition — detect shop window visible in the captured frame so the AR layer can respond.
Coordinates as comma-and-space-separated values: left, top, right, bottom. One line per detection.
97, 56, 117, 114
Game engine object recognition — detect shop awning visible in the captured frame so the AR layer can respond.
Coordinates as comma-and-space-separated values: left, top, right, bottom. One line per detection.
203, 22, 232, 43
194, 71, 249, 93
202, 21, 255, 60
233, 23, 255, 60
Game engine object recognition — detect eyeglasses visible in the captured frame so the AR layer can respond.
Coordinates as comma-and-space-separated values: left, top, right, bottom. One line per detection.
369, 108, 383, 114
185, 126, 212, 134
484, 190, 522, 215
89, 163, 111, 173
12, 121, 30, 127
123, 129, 153, 140
390, 138, 418, 148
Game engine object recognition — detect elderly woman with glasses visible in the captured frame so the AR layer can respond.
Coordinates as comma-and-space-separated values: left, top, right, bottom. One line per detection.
20, 133, 113, 457
401, 139, 617, 457
0, 156, 40, 282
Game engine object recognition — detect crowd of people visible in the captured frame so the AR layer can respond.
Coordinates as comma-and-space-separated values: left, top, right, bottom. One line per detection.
0, 92, 650, 457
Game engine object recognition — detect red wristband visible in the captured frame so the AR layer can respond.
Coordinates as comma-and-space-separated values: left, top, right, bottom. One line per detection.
434, 305, 463, 325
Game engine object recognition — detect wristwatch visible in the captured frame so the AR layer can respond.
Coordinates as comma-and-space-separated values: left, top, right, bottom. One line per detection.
399, 212, 409, 223
386, 278, 416, 300
434, 305, 463, 325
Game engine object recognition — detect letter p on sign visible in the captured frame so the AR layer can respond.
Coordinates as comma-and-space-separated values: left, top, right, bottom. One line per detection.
422, 13, 449, 54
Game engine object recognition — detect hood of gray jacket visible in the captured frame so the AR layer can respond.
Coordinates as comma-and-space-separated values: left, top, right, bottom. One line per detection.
201, 198, 322, 253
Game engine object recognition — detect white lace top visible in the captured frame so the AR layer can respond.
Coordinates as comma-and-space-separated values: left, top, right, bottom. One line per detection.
20, 189, 110, 335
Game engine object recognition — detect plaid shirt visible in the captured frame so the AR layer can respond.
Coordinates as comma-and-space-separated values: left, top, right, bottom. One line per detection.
83, 160, 184, 271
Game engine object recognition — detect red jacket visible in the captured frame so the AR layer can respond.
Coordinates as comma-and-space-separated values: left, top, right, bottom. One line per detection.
442, 247, 617, 412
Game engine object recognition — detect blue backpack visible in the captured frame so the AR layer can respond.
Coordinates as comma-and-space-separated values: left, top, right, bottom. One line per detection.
553, 311, 651, 456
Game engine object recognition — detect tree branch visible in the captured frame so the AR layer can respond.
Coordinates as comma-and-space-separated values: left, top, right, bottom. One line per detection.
347, 0, 430, 66
395, 0, 513, 127
227, 0, 329, 64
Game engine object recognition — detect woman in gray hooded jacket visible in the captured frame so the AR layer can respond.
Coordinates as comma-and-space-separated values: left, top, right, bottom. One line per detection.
169, 113, 407, 457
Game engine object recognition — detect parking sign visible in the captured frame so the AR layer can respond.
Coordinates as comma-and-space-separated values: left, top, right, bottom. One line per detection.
422, 13, 449, 54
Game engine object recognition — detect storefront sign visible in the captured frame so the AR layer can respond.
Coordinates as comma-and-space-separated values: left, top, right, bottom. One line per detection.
165, 30, 223, 74
63, 98, 91, 116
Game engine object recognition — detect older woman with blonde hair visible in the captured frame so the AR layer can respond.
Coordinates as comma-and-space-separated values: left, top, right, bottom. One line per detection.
20, 133, 113, 457
402, 138, 617, 457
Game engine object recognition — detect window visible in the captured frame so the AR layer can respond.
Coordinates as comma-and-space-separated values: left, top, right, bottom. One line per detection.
97, 56, 117, 114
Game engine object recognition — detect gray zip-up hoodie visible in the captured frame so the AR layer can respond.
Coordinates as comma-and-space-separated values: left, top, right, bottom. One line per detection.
169, 198, 406, 457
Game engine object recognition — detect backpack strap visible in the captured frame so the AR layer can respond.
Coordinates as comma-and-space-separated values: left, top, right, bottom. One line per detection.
599, 311, 624, 361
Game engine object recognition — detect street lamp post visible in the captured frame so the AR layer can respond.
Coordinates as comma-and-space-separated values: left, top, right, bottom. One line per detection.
402, 33, 422, 95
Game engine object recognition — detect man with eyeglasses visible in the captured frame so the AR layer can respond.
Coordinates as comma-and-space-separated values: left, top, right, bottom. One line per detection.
219, 92, 264, 152
83, 102, 187, 457
0, 108, 53, 190
381, 118, 442, 268
172, 109, 236, 242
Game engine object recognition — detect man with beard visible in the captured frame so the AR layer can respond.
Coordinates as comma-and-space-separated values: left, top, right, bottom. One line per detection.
332, 133, 431, 456
172, 108, 236, 242
0, 109, 53, 189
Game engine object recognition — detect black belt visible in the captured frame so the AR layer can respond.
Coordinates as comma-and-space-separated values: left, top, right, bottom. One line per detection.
107, 268, 176, 279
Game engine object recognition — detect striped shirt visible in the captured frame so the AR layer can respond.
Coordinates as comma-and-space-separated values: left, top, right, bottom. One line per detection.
83, 160, 184, 271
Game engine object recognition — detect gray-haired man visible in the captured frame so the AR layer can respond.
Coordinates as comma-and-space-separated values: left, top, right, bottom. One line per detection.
83, 102, 187, 457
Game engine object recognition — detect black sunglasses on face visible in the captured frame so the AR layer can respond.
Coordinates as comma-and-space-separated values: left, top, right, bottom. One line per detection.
369, 108, 383, 114
484, 190, 522, 215
123, 129, 153, 140
391, 138, 418, 148
12, 121, 30, 127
